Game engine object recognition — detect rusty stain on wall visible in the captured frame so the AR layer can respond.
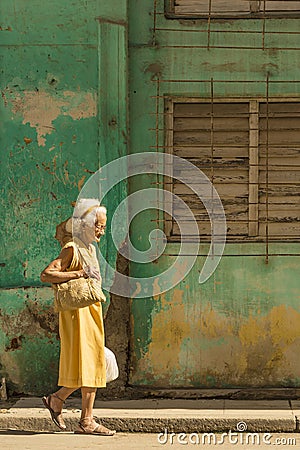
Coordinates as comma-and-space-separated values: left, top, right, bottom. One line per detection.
5, 336, 24, 351
5, 90, 96, 146
135, 300, 300, 387
137, 290, 191, 384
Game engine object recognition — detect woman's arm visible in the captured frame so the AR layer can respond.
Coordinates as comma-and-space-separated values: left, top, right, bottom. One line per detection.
40, 247, 87, 284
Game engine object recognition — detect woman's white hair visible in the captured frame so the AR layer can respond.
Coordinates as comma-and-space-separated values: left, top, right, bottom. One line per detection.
66, 198, 106, 236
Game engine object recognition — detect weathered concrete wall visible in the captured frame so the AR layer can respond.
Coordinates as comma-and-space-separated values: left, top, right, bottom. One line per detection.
0, 0, 128, 395
130, 245, 300, 387
101, 252, 131, 398
128, 0, 300, 388
1, 0, 299, 395
0, 287, 59, 394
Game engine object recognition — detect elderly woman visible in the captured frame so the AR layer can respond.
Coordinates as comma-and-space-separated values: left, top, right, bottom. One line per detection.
40, 199, 115, 436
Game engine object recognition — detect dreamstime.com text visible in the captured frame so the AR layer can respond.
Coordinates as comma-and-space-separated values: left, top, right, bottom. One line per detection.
157, 427, 297, 446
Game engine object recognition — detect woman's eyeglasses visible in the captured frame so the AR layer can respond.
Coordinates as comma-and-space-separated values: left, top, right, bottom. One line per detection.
95, 224, 106, 231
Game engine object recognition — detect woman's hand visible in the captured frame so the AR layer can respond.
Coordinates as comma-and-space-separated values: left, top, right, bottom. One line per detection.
83, 265, 101, 280
77, 269, 88, 279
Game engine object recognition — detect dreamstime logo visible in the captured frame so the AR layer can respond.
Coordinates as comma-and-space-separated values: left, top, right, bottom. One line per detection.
157, 424, 298, 446
73, 152, 226, 298
236, 421, 247, 432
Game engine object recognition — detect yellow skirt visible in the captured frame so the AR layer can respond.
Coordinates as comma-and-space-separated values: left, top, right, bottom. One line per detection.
58, 302, 106, 388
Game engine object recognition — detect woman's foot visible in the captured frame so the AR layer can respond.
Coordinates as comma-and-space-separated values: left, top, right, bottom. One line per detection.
42, 393, 66, 430
76, 417, 116, 435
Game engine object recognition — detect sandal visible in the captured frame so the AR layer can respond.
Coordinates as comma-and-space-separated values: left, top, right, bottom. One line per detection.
76, 417, 116, 436
42, 393, 66, 430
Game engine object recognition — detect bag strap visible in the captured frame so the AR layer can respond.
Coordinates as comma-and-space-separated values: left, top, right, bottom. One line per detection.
75, 242, 99, 271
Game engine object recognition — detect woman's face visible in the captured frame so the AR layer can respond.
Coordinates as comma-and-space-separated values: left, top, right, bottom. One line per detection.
82, 211, 107, 244
94, 212, 107, 243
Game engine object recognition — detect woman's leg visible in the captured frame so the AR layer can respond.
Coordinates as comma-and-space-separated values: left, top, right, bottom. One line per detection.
80, 386, 97, 420
50, 386, 77, 412
79, 387, 116, 435
43, 386, 77, 430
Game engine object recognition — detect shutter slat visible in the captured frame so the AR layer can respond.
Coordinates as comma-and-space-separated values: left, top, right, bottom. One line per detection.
172, 221, 248, 236
174, 182, 249, 197
259, 170, 300, 183
174, 131, 249, 145
173, 205, 248, 221
259, 184, 300, 204
174, 168, 249, 183
175, 0, 251, 14
259, 223, 300, 237
261, 1, 300, 12
174, 102, 249, 117
173, 193, 249, 207
259, 205, 300, 222
174, 117, 249, 131
173, 146, 249, 158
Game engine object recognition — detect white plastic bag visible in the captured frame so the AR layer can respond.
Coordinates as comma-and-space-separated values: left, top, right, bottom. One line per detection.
105, 346, 119, 383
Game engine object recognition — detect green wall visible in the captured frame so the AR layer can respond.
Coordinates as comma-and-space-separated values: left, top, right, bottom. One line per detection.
128, 0, 300, 388
0, 0, 128, 394
1, 0, 299, 393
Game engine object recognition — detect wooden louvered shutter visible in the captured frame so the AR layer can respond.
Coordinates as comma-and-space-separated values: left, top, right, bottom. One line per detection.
170, 102, 250, 240
168, 100, 300, 242
258, 102, 300, 239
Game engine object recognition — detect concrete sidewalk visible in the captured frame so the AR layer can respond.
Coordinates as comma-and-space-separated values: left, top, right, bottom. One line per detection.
0, 397, 300, 433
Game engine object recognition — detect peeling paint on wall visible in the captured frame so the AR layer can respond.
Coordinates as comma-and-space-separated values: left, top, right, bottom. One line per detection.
77, 175, 86, 191
4, 89, 96, 146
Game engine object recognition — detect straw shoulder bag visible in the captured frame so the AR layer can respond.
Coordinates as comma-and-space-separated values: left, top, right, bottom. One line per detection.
53, 243, 106, 312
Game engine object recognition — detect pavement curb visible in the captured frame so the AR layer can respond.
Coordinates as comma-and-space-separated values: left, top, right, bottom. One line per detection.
0, 416, 296, 433
0, 397, 298, 433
